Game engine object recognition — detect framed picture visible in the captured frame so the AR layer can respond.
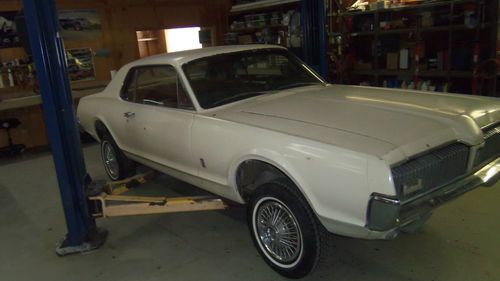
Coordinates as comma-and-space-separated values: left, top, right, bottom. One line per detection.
66, 48, 95, 82
58, 9, 102, 40
0, 12, 21, 49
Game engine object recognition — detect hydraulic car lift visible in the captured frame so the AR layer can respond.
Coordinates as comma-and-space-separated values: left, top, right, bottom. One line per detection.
87, 172, 228, 219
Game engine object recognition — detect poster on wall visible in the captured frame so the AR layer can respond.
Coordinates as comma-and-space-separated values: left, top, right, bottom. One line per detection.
0, 12, 21, 48
66, 48, 95, 82
58, 9, 102, 40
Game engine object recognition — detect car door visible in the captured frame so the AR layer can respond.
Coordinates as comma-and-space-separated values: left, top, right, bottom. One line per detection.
124, 65, 198, 176
107, 67, 140, 154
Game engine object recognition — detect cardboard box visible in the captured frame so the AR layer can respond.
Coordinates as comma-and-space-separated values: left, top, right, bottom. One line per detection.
354, 62, 373, 70
387, 52, 399, 69
399, 49, 409, 69
238, 35, 253, 44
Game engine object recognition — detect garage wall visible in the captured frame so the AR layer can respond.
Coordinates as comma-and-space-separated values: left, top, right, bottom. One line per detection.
0, 0, 113, 81
105, 0, 230, 68
0, 0, 230, 81
0, 0, 229, 150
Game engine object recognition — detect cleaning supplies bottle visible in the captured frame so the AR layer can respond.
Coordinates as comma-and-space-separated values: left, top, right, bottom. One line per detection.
7, 68, 14, 87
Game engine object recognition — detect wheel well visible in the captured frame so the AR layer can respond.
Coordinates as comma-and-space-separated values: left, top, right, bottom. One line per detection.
94, 120, 108, 142
236, 159, 295, 202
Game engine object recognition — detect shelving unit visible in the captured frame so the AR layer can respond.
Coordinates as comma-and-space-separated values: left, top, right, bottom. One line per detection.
230, 0, 300, 13
225, 0, 328, 78
328, 0, 499, 96
224, 0, 302, 53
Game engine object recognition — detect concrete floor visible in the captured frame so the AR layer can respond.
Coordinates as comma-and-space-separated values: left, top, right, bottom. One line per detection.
1, 144, 499, 281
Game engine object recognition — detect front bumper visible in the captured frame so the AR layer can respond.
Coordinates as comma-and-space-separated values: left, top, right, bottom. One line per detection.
367, 156, 500, 232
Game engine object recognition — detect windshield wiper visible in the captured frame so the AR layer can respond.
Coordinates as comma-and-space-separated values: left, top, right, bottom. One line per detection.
275, 82, 323, 90
212, 91, 268, 107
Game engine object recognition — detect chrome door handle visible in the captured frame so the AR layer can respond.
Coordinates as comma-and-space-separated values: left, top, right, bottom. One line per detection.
123, 112, 135, 118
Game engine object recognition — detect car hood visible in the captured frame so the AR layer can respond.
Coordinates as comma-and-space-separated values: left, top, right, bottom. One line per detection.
212, 84, 500, 163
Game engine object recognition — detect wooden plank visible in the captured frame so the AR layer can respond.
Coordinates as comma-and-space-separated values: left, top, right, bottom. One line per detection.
88, 193, 228, 217
102, 199, 227, 217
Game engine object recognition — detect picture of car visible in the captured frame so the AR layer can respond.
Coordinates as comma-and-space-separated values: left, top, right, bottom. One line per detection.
77, 45, 500, 278
66, 48, 95, 81
59, 17, 91, 31
0, 14, 20, 48
0, 16, 16, 34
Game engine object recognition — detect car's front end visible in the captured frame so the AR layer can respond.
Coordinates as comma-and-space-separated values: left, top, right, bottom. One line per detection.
367, 122, 500, 238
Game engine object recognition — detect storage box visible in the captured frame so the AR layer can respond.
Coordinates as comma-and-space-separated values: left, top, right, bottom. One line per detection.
387, 52, 399, 69
238, 35, 253, 44
354, 62, 373, 70
399, 49, 409, 69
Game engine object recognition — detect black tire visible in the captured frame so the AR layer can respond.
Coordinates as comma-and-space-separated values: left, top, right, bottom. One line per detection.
248, 180, 329, 278
100, 131, 135, 181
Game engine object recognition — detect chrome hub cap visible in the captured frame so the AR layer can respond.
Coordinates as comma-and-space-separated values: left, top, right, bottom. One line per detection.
256, 200, 302, 264
102, 141, 119, 179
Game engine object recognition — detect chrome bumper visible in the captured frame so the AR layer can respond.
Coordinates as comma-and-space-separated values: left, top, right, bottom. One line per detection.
367, 157, 500, 232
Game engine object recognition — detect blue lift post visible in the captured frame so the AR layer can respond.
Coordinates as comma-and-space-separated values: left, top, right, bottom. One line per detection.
301, 0, 328, 80
23, 0, 107, 255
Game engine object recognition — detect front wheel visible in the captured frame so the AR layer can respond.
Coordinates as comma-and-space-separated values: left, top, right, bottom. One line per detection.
248, 181, 329, 278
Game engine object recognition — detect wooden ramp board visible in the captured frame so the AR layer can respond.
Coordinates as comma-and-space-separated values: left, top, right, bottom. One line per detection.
89, 193, 228, 218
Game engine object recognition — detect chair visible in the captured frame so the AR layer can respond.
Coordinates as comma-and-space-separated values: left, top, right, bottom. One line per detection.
0, 118, 26, 157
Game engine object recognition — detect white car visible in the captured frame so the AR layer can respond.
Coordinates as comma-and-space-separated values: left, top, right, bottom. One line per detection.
0, 16, 16, 34
77, 45, 500, 278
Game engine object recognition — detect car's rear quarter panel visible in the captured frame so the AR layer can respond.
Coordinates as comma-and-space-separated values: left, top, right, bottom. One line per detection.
78, 94, 128, 148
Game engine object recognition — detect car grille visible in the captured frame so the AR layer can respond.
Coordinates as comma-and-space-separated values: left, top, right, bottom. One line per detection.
392, 143, 470, 199
475, 124, 500, 167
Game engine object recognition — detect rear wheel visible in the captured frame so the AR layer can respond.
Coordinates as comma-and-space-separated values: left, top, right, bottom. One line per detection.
248, 180, 329, 278
100, 132, 135, 181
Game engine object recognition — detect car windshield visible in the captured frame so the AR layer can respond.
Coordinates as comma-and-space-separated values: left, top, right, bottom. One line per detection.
182, 48, 324, 109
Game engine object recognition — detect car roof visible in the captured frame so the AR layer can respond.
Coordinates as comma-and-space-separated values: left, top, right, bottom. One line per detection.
128, 44, 286, 67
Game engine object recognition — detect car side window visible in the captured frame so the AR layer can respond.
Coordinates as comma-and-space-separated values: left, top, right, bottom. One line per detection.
121, 68, 137, 102
133, 65, 194, 110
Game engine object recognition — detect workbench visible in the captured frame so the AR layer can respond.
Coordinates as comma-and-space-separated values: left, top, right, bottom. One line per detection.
0, 80, 109, 149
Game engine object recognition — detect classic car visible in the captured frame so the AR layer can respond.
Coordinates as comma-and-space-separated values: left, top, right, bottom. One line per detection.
59, 18, 91, 31
77, 45, 500, 278
0, 16, 16, 34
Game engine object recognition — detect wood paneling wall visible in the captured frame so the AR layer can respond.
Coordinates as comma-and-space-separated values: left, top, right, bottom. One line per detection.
0, 0, 230, 83
0, 0, 230, 149
105, 0, 230, 67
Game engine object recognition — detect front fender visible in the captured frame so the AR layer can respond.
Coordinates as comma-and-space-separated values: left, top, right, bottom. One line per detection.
228, 150, 313, 206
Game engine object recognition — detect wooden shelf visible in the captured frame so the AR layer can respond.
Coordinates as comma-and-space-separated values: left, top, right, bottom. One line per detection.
350, 69, 473, 78
229, 24, 288, 33
339, 0, 478, 17
329, 0, 497, 95
0, 80, 109, 111
351, 24, 490, 37
351, 69, 412, 76
420, 71, 473, 78
230, 0, 299, 14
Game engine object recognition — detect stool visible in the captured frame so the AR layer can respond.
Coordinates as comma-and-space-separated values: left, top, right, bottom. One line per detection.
0, 118, 26, 157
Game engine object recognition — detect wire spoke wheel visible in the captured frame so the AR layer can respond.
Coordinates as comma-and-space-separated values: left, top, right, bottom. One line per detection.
248, 181, 329, 278
255, 199, 302, 265
102, 140, 119, 179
